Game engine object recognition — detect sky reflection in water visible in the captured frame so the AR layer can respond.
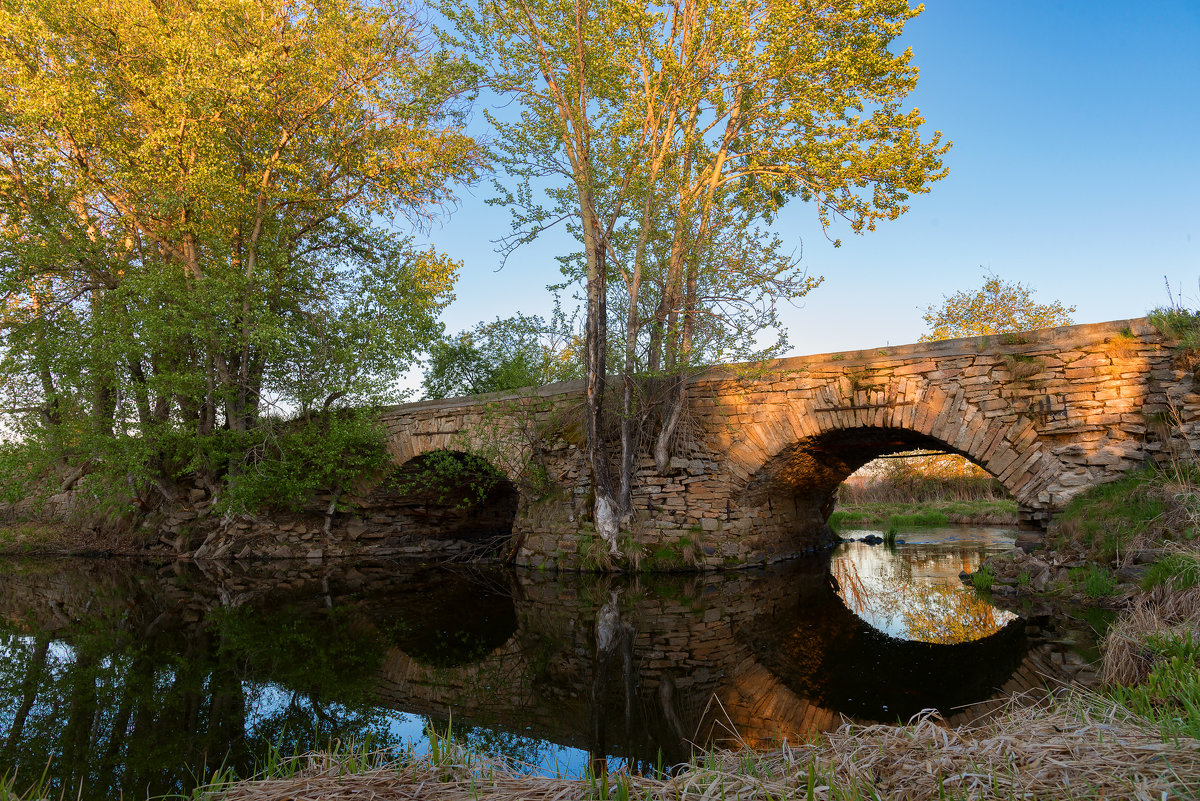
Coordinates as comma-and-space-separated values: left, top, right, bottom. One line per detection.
0, 529, 1062, 799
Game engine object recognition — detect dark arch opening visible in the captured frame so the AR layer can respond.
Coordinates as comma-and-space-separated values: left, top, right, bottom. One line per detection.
366, 450, 520, 545
745, 426, 1023, 656
740, 426, 1014, 551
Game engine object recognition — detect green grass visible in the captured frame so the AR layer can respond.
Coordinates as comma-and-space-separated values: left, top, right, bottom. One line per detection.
1148, 306, 1200, 349
1072, 564, 1119, 598
886, 510, 949, 528
1051, 468, 1187, 562
1141, 551, 1200, 591
830, 499, 1017, 532
971, 566, 995, 591
0, 522, 62, 549
1107, 631, 1200, 740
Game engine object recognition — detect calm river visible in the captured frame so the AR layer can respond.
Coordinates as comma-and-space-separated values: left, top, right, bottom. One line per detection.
0, 527, 1100, 799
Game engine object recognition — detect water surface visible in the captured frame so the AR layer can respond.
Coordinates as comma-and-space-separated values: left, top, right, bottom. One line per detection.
0, 529, 1096, 799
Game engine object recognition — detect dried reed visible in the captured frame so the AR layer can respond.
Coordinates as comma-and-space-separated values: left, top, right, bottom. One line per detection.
204, 691, 1200, 801
1102, 586, 1200, 686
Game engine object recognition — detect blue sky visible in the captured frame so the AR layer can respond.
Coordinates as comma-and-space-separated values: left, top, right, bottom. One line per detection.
410, 1, 1200, 361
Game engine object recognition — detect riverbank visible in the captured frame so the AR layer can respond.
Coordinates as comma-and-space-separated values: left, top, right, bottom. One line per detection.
180, 689, 1198, 800
830, 498, 1018, 531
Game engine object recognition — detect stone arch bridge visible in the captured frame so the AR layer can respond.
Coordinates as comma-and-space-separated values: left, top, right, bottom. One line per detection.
376, 318, 1197, 570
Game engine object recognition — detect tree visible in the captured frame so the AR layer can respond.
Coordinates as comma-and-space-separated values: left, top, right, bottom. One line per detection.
920, 274, 1076, 341
443, 0, 949, 558
0, 0, 482, 511
421, 311, 583, 399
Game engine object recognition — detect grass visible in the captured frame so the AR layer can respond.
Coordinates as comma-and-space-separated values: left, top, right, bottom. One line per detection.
0, 522, 67, 552
179, 690, 1200, 801
971, 566, 995, 591
1107, 631, 1200, 740
1102, 588, 1200, 740
1141, 549, 1200, 591
1052, 467, 1197, 563
830, 500, 1013, 532
1073, 564, 1119, 598
1148, 305, 1200, 352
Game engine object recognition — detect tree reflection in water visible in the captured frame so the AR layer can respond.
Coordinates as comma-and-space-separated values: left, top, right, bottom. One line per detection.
831, 528, 1017, 644
0, 541, 1079, 800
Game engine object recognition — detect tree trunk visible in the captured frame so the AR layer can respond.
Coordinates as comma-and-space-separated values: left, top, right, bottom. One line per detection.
4, 635, 50, 753
580, 195, 619, 556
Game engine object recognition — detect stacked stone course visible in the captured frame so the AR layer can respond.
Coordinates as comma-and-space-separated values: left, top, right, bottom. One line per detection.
373, 317, 1197, 571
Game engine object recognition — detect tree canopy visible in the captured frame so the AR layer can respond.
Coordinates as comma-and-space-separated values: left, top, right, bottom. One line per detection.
920, 274, 1076, 342
0, 0, 481, 512
421, 312, 583, 399
442, 0, 950, 555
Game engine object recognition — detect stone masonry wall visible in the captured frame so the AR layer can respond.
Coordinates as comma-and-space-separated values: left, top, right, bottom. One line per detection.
375, 317, 1200, 571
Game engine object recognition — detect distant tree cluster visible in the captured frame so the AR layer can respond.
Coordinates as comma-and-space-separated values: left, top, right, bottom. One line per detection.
921, 274, 1076, 342
421, 311, 583, 399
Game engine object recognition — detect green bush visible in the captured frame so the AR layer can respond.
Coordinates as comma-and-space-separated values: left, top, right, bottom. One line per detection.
219, 410, 391, 514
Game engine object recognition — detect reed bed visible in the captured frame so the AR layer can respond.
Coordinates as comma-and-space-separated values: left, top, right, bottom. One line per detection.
1102, 586, 1200, 687
203, 691, 1200, 801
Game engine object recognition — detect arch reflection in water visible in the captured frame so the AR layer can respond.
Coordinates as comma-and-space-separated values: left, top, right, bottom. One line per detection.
831, 526, 1018, 644
0, 549, 1092, 800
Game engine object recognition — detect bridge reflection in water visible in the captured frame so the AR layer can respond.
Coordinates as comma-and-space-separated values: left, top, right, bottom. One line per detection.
0, 540, 1096, 800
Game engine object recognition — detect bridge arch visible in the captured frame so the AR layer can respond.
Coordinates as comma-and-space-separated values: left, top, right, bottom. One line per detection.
727, 377, 1067, 553
361, 448, 521, 547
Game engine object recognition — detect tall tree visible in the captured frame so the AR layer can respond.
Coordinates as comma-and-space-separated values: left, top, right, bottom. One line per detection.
0, 0, 482, 508
444, 0, 949, 558
920, 273, 1076, 341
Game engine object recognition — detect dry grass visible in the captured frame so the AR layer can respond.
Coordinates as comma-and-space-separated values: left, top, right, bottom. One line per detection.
204, 692, 1200, 801
1101, 586, 1200, 686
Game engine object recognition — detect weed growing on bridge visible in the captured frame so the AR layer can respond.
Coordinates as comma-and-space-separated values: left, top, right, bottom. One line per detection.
1000, 354, 1044, 381
1149, 306, 1200, 351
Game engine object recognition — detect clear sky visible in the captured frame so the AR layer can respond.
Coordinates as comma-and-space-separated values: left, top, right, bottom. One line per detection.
409, 1, 1200, 362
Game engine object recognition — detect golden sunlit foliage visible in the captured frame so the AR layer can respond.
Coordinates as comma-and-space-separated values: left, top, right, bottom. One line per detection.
0, 0, 480, 512
443, 0, 950, 550
921, 274, 1076, 342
